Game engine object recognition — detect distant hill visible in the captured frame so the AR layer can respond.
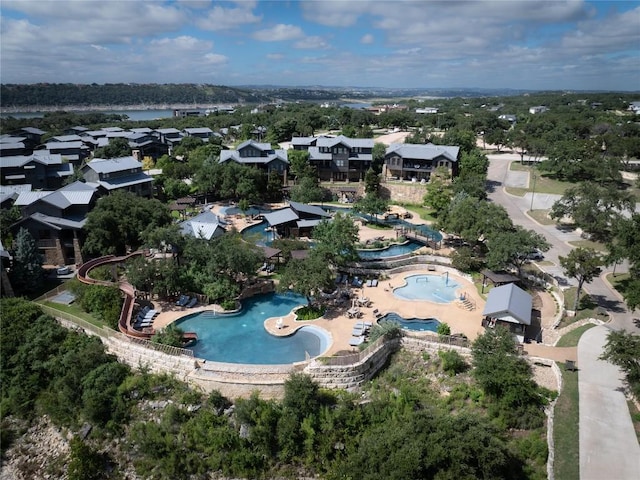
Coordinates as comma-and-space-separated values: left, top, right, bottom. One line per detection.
0, 83, 345, 109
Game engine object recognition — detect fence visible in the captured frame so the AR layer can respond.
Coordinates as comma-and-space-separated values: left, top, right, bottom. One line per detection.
39, 303, 194, 358
317, 336, 390, 366
403, 331, 470, 348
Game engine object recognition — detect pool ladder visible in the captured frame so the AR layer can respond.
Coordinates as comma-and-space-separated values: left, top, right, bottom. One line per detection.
457, 292, 476, 311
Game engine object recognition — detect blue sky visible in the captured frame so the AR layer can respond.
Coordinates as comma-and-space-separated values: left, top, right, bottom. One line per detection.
1, 0, 638, 90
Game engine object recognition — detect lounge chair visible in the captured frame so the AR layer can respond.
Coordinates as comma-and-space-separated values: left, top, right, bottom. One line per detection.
185, 297, 198, 308
176, 295, 189, 307
352, 326, 365, 337
349, 336, 365, 347
365, 279, 373, 287
371, 279, 378, 287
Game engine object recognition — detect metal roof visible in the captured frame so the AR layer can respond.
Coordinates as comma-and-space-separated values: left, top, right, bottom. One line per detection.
263, 208, 299, 227
97, 173, 152, 190
236, 140, 272, 151
184, 127, 213, 134
289, 201, 330, 217
296, 219, 323, 228
51, 135, 83, 142
385, 143, 460, 162
482, 283, 532, 326
86, 156, 142, 174
15, 191, 50, 206
179, 211, 226, 240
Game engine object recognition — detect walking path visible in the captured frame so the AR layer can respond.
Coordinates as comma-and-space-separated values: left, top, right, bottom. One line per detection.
578, 325, 640, 479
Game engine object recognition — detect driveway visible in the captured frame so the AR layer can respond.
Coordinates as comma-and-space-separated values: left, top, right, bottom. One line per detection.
578, 325, 640, 479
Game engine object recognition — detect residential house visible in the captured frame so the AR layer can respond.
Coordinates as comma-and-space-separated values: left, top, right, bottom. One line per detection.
155, 128, 183, 153
498, 114, 517, 124
261, 201, 330, 238
183, 127, 214, 141
481, 283, 532, 343
128, 132, 168, 161
416, 107, 439, 114
291, 135, 373, 182
40, 140, 90, 167
179, 211, 226, 240
628, 101, 640, 114
12, 181, 98, 265
81, 156, 153, 197
63, 126, 89, 136
383, 143, 460, 182
0, 141, 29, 157
219, 140, 289, 178
11, 127, 46, 149
528, 106, 548, 114
0, 152, 73, 189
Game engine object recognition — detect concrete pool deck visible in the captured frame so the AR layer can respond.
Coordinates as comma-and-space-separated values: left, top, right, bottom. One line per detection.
151, 268, 487, 358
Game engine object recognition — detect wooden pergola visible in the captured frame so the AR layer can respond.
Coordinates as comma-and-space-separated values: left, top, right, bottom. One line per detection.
480, 269, 520, 294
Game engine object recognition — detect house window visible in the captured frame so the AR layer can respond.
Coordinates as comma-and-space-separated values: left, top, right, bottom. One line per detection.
336, 160, 345, 167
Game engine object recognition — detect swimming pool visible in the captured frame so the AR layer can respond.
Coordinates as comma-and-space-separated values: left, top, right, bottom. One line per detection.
357, 241, 423, 259
378, 312, 441, 332
220, 205, 271, 217
175, 292, 330, 364
393, 274, 460, 303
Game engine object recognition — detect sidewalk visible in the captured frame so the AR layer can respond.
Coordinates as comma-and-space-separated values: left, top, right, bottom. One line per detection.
578, 325, 640, 480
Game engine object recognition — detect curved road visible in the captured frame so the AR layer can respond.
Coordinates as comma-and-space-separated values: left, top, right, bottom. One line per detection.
487, 153, 640, 480
486, 153, 638, 333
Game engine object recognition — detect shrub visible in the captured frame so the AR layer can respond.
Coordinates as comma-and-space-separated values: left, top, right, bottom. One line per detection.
295, 305, 325, 320
436, 322, 451, 336
438, 350, 468, 376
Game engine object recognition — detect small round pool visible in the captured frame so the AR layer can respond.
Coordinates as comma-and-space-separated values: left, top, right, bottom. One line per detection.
175, 292, 330, 364
378, 312, 441, 332
393, 274, 460, 303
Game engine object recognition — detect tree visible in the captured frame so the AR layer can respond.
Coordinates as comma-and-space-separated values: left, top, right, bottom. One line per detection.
83, 191, 173, 255
290, 176, 326, 203
372, 142, 387, 173
10, 227, 44, 293
363, 167, 381, 195
353, 193, 389, 224
287, 149, 313, 183
277, 251, 333, 307
559, 248, 603, 311
423, 176, 452, 217
485, 226, 550, 277
93, 137, 131, 159
152, 323, 186, 348
550, 182, 635, 241
312, 213, 360, 266
600, 330, 640, 398
67, 438, 107, 480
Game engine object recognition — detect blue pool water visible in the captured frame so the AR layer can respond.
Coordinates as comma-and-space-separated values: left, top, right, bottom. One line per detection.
393, 274, 460, 303
220, 205, 271, 217
378, 312, 441, 332
358, 241, 423, 259
175, 292, 330, 364
242, 220, 422, 258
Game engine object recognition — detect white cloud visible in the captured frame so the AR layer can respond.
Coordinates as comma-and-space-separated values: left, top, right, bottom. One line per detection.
267, 53, 285, 60
195, 2, 262, 31
294, 35, 330, 50
360, 34, 374, 45
253, 24, 304, 42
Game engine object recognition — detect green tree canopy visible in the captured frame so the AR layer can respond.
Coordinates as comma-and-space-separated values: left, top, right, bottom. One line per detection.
83, 191, 173, 256
9, 227, 44, 293
559, 247, 603, 311
312, 212, 360, 266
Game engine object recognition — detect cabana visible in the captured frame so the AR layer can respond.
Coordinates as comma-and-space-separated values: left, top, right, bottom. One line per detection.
481, 283, 532, 343
480, 269, 520, 293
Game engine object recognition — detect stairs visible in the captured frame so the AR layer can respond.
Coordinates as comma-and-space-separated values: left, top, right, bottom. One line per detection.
456, 294, 475, 311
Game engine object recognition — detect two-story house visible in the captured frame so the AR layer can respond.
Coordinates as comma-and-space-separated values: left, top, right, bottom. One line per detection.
183, 127, 214, 141
383, 143, 460, 182
12, 181, 98, 265
0, 152, 73, 189
40, 139, 90, 167
290, 135, 373, 182
81, 156, 153, 197
219, 140, 289, 178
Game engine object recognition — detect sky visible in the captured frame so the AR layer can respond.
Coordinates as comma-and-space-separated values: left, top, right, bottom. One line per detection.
1, 0, 639, 91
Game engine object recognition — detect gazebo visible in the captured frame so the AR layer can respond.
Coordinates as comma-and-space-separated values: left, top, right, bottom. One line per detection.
481, 283, 532, 343
480, 269, 520, 294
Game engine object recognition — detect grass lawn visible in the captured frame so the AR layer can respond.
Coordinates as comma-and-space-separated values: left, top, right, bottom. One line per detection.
556, 324, 596, 348
554, 365, 580, 480
506, 162, 574, 196
527, 209, 556, 225
393, 202, 437, 223
567, 239, 607, 252
558, 288, 608, 328
40, 301, 105, 328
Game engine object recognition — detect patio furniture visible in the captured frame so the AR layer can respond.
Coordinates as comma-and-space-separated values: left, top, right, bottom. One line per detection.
347, 307, 361, 318
185, 297, 198, 308
176, 295, 190, 307
349, 336, 365, 347
565, 360, 577, 371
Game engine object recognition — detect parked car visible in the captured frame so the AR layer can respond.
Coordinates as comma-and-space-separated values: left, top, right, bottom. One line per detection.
525, 249, 544, 261
56, 266, 71, 275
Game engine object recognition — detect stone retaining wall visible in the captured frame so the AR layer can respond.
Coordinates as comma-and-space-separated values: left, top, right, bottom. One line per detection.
304, 339, 400, 389
380, 182, 427, 204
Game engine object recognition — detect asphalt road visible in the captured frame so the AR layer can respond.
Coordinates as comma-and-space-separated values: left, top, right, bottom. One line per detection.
486, 153, 639, 333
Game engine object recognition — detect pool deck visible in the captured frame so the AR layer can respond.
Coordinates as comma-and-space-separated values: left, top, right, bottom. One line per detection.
149, 204, 570, 363
151, 268, 486, 357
